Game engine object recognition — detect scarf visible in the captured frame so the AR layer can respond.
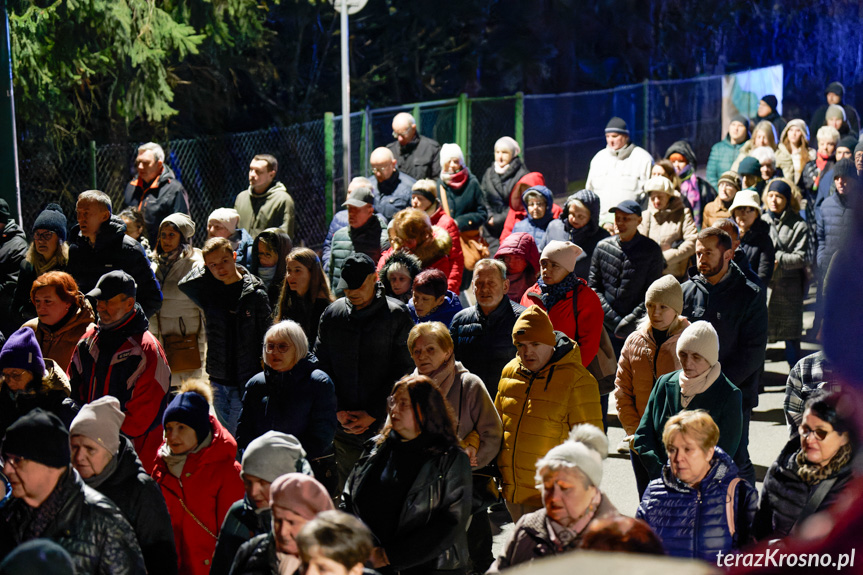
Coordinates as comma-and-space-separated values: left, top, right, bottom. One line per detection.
276, 552, 301, 575
679, 362, 722, 408
443, 168, 468, 190
32, 251, 61, 276
160, 431, 213, 478
256, 265, 277, 289
538, 273, 579, 312
83, 455, 119, 489
547, 490, 602, 552
422, 353, 456, 396
20, 468, 76, 542
796, 443, 852, 486
155, 246, 184, 270
816, 151, 832, 174
494, 162, 510, 175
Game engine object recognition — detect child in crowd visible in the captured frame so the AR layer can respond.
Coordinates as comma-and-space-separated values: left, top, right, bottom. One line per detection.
494, 232, 540, 303
511, 185, 556, 247
119, 207, 151, 256
408, 268, 463, 325
248, 228, 293, 308
206, 207, 254, 267
378, 250, 422, 304
297, 510, 375, 575
542, 189, 610, 279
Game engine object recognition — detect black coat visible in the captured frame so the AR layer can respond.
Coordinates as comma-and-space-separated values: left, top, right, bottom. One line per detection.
816, 190, 854, 274
236, 354, 338, 459
542, 218, 610, 280
681, 262, 768, 409
123, 166, 191, 241
67, 216, 163, 318
91, 435, 177, 575
481, 156, 529, 231
314, 288, 414, 422
449, 298, 525, 399
0, 468, 146, 575
386, 134, 442, 181
228, 532, 278, 575
739, 217, 775, 285
0, 221, 28, 338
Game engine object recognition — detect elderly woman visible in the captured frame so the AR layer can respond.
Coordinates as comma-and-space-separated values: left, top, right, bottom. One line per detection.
343, 375, 472, 575
22, 271, 95, 371
151, 213, 207, 386
633, 321, 743, 482
637, 410, 757, 560
541, 189, 609, 279
751, 146, 779, 182
438, 143, 488, 234
778, 120, 814, 184
408, 268, 462, 325
11, 204, 68, 323
70, 396, 177, 575
702, 171, 740, 228
762, 179, 809, 368
729, 189, 775, 284
482, 136, 529, 239
799, 125, 839, 214
637, 176, 697, 280
377, 208, 455, 286
754, 391, 857, 540
490, 425, 618, 570
236, 320, 337, 468
275, 247, 335, 344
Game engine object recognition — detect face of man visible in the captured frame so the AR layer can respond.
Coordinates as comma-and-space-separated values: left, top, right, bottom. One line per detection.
827, 93, 841, 105
516, 341, 555, 373
614, 212, 641, 241
835, 176, 852, 196
347, 204, 374, 229
605, 133, 627, 151
136, 150, 162, 183
343, 273, 377, 310
836, 147, 853, 161
757, 100, 772, 118
370, 157, 396, 183
728, 121, 748, 144
248, 159, 276, 194
76, 200, 111, 242
392, 118, 417, 147
3, 455, 64, 508
472, 267, 507, 313
96, 294, 136, 325
204, 247, 241, 285
695, 236, 732, 282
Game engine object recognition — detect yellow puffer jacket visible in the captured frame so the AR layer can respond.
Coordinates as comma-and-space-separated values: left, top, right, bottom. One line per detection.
494, 333, 603, 506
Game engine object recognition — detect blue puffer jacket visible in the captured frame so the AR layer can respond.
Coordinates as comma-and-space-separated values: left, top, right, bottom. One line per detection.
637, 447, 758, 561
512, 185, 556, 247
409, 290, 463, 326
816, 189, 854, 273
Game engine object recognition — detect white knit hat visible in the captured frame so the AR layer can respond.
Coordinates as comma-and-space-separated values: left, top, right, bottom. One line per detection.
676, 320, 720, 366
207, 208, 241, 235
644, 175, 674, 196
440, 143, 465, 170
70, 396, 126, 455
536, 424, 608, 487
540, 240, 583, 273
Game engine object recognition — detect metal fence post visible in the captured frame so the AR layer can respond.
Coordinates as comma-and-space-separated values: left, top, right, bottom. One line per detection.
361, 106, 370, 176
514, 92, 525, 152
324, 112, 335, 224
412, 104, 421, 133
456, 93, 468, 153
0, 3, 20, 222
89, 141, 97, 189
642, 79, 650, 154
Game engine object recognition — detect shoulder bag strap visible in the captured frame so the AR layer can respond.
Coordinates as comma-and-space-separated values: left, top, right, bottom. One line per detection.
725, 477, 741, 536
439, 184, 452, 217
794, 476, 839, 529
178, 496, 218, 540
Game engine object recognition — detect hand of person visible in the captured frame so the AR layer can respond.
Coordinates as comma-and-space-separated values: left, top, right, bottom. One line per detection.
336, 411, 357, 427
371, 547, 390, 568
463, 445, 478, 467
488, 217, 495, 227
343, 411, 376, 435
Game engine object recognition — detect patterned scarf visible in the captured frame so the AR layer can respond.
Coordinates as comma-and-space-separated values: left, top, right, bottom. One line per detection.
547, 490, 602, 552
538, 273, 579, 312
20, 468, 76, 542
796, 443, 852, 485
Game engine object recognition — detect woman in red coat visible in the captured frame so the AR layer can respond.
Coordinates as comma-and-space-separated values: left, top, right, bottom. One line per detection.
520, 240, 603, 367
151, 380, 244, 575
410, 179, 464, 291
377, 208, 455, 291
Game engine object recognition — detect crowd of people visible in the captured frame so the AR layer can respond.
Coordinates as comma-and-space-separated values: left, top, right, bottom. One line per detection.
0, 91, 859, 574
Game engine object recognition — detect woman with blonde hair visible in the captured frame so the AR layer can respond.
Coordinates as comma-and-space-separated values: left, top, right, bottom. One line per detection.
731, 120, 794, 179
275, 247, 334, 344
778, 120, 815, 184
376, 208, 455, 286
12, 204, 69, 323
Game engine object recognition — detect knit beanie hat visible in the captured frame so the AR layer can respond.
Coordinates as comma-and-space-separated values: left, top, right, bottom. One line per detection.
540, 240, 583, 273
644, 176, 674, 196
855, 140, 863, 156
737, 156, 761, 177
766, 179, 792, 203
572, 189, 600, 219
269, 473, 334, 519
826, 104, 846, 122
242, 431, 308, 483
2, 409, 70, 468
70, 396, 125, 455
160, 212, 196, 240
0, 328, 45, 383
207, 208, 241, 235
838, 135, 858, 152
439, 143, 465, 170
730, 115, 750, 133
32, 204, 67, 242
833, 158, 858, 180
760, 95, 778, 113
163, 391, 211, 445
0, 539, 75, 575
825, 81, 845, 98
495, 136, 521, 156
718, 171, 740, 190
645, 275, 683, 315
512, 305, 556, 347
539, 424, 608, 487
605, 117, 629, 135
676, 321, 720, 366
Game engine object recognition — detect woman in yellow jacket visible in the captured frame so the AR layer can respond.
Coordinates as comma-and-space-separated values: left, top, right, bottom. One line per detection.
494, 305, 603, 522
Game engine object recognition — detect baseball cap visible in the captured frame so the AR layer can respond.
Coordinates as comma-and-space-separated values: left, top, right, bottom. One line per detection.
86, 271, 137, 300
609, 199, 642, 216
342, 188, 374, 208
337, 253, 377, 291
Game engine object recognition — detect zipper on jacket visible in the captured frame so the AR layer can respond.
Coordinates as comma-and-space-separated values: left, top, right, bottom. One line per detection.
694, 488, 702, 557
510, 370, 539, 502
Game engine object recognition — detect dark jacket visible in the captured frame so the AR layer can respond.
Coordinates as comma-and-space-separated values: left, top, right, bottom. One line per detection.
227, 532, 278, 575
739, 217, 775, 285
67, 216, 163, 318
449, 298, 526, 399
816, 189, 854, 273
124, 165, 191, 241
512, 185, 556, 247
387, 134, 442, 181
755, 110, 787, 139
314, 286, 415, 422
322, 209, 348, 273
90, 435, 177, 575
588, 233, 665, 340
681, 262, 767, 409
372, 170, 416, 221
482, 156, 529, 233
439, 170, 488, 231
637, 447, 757, 561
178, 265, 271, 386
212, 498, 271, 575
542, 190, 610, 279
343, 436, 472, 573
408, 289, 463, 326
0, 359, 78, 438
0, 220, 28, 337
753, 436, 855, 541
236, 354, 338, 459
810, 103, 861, 140
275, 296, 332, 345
329, 214, 390, 297
0, 468, 146, 575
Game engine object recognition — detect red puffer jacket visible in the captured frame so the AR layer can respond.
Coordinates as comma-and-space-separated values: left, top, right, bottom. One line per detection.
429, 206, 463, 291
152, 415, 244, 575
500, 172, 563, 242
520, 277, 604, 367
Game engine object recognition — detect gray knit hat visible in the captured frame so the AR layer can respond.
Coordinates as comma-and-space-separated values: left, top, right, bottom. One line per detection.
241, 431, 309, 483
160, 212, 196, 240
536, 424, 608, 488
645, 275, 683, 316
676, 321, 720, 366
70, 396, 125, 455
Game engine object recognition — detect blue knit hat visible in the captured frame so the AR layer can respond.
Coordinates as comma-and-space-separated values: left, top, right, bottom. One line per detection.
163, 391, 211, 445
0, 328, 45, 383
32, 204, 67, 242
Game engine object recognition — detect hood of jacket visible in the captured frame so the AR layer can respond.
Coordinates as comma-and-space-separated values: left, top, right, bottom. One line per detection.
518, 331, 582, 375
660, 446, 737, 493
563, 189, 600, 226
495, 232, 540, 274
665, 140, 698, 170
509, 172, 546, 211
0, 220, 25, 245
411, 225, 452, 267
248, 180, 288, 200
379, 249, 422, 284
40, 358, 71, 396
70, 215, 127, 251
779, 119, 810, 147
521, 186, 556, 229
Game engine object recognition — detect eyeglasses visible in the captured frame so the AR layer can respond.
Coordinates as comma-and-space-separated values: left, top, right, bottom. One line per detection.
370, 166, 390, 175
33, 231, 56, 242
387, 396, 411, 413
1, 370, 29, 384
392, 129, 412, 139
799, 425, 833, 441
0, 453, 25, 470
264, 342, 292, 354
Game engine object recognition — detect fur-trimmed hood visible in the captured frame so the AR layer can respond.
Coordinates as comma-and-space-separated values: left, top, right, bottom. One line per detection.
411, 225, 452, 267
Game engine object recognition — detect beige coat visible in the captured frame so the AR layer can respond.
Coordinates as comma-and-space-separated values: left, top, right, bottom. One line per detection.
613, 316, 690, 435
638, 195, 697, 279
702, 195, 732, 228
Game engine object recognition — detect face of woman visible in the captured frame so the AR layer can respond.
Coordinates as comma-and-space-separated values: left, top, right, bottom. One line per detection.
651, 165, 666, 178
540, 259, 568, 285
1, 368, 34, 393
495, 147, 513, 168
285, 260, 311, 296
33, 230, 60, 260
526, 196, 547, 220
411, 335, 452, 375
121, 217, 142, 240
388, 388, 420, 440
671, 158, 688, 174
646, 302, 676, 331
387, 271, 411, 296
165, 421, 199, 455
70, 435, 113, 479
827, 117, 844, 131
799, 409, 850, 467
412, 291, 445, 318
257, 241, 279, 268
787, 126, 803, 146
753, 131, 770, 148
667, 432, 714, 486
501, 254, 528, 274
444, 157, 462, 174
33, 286, 72, 327
760, 161, 775, 181
818, 139, 836, 157
733, 206, 759, 232
766, 191, 788, 214
159, 226, 181, 253
718, 182, 737, 202
264, 337, 298, 372
678, 350, 711, 378
541, 467, 597, 528
567, 203, 591, 229
649, 192, 670, 211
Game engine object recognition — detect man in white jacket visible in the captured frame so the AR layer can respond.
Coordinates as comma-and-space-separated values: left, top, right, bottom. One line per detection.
585, 117, 654, 216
